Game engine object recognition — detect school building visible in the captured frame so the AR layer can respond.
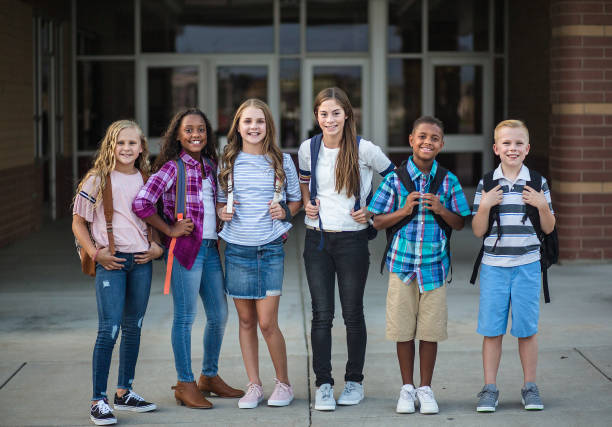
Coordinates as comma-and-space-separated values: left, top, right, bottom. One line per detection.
1, 0, 611, 262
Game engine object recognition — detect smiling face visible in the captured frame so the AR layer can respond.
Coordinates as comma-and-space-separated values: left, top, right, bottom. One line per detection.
238, 106, 266, 149
179, 114, 207, 158
409, 123, 444, 163
316, 99, 346, 140
493, 126, 530, 168
114, 127, 143, 168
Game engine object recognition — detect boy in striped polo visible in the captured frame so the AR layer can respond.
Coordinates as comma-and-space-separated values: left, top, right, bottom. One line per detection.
472, 120, 555, 413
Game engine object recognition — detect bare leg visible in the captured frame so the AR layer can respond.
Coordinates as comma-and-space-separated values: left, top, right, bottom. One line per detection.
234, 298, 261, 385
483, 335, 503, 385
518, 334, 538, 385
418, 341, 438, 387
397, 341, 415, 385
256, 296, 290, 385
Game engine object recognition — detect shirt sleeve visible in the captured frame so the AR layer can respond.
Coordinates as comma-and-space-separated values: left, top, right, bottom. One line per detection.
472, 179, 484, 216
297, 140, 311, 184
283, 153, 302, 202
367, 173, 398, 215
444, 172, 472, 217
73, 175, 99, 222
132, 161, 176, 219
360, 139, 395, 176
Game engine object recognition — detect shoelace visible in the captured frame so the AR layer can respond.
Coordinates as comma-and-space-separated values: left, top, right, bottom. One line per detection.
477, 389, 496, 400
344, 382, 356, 394
401, 388, 415, 400
94, 400, 112, 415
245, 383, 261, 397
523, 386, 540, 401
319, 385, 332, 400
273, 378, 291, 393
123, 391, 144, 403
418, 388, 434, 402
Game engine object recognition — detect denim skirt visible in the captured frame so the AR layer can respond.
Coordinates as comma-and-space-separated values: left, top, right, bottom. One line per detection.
224, 236, 285, 299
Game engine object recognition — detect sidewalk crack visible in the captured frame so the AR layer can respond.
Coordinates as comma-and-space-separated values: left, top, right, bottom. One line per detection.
574, 347, 612, 382
0, 362, 27, 390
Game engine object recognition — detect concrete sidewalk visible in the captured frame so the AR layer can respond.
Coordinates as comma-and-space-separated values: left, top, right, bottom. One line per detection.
0, 215, 611, 426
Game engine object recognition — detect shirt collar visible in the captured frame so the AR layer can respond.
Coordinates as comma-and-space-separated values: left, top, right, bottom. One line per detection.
179, 150, 199, 166
492, 163, 530, 183
407, 156, 438, 182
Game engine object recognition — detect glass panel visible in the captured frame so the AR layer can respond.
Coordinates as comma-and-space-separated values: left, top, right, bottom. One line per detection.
311, 66, 362, 135
142, 0, 273, 53
280, 59, 301, 148
77, 0, 134, 55
281, 0, 300, 54
428, 0, 489, 51
388, 0, 422, 53
77, 62, 134, 150
494, 58, 504, 126
147, 67, 198, 138
495, 0, 505, 53
217, 66, 268, 136
388, 59, 421, 147
434, 65, 483, 134
437, 152, 482, 187
307, 0, 368, 52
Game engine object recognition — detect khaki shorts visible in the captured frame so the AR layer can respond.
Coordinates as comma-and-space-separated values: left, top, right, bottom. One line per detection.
385, 273, 448, 342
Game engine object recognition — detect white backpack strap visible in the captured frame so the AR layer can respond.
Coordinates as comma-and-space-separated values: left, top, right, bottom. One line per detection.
226, 171, 234, 213
272, 176, 283, 203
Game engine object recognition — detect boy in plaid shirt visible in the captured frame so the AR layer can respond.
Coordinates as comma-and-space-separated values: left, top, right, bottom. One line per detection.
368, 116, 470, 415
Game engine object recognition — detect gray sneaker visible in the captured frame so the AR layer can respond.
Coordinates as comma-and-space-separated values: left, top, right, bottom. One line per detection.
521, 382, 544, 410
337, 381, 364, 405
476, 384, 499, 412
314, 383, 336, 411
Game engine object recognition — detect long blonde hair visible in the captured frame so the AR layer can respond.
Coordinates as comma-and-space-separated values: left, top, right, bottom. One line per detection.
75, 120, 150, 207
218, 99, 285, 192
313, 87, 360, 197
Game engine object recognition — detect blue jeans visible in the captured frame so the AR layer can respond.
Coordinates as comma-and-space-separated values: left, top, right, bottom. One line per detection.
92, 253, 152, 401
170, 240, 228, 382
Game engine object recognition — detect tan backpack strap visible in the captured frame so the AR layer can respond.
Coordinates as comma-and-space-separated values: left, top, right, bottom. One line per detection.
102, 174, 115, 255
137, 170, 153, 243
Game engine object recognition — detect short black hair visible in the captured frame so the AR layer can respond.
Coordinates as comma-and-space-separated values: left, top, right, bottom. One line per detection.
411, 115, 444, 135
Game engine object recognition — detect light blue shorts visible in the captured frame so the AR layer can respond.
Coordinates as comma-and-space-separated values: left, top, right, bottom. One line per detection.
224, 237, 285, 299
477, 261, 541, 338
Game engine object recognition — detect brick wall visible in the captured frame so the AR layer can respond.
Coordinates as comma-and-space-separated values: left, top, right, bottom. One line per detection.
550, 0, 612, 261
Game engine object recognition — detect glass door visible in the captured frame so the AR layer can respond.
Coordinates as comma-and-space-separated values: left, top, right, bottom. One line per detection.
302, 59, 370, 141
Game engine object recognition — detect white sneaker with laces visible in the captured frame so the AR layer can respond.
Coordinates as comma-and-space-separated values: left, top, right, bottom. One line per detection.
416, 385, 439, 414
396, 384, 417, 413
314, 383, 336, 411
337, 381, 364, 405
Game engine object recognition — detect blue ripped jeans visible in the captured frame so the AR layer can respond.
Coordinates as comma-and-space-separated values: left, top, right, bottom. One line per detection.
170, 240, 228, 382
92, 253, 152, 401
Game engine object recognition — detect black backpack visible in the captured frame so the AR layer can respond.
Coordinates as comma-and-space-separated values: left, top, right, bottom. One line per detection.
380, 160, 452, 276
469, 169, 559, 303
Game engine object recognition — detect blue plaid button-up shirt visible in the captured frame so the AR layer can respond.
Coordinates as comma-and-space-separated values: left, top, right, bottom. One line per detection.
368, 157, 471, 292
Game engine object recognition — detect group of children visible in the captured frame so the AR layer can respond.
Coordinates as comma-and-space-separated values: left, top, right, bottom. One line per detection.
72, 86, 554, 426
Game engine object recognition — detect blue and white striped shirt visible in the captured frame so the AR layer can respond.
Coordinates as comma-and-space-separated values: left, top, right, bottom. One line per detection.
217, 152, 301, 246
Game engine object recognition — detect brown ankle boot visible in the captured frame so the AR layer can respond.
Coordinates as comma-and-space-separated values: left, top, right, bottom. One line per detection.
172, 381, 213, 408
198, 374, 245, 398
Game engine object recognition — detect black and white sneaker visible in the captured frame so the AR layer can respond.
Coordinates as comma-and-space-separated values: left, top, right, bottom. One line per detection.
114, 390, 157, 412
90, 399, 117, 425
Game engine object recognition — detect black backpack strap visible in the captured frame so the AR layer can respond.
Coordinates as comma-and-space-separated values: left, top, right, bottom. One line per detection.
308, 134, 325, 250
380, 160, 417, 273
470, 171, 499, 284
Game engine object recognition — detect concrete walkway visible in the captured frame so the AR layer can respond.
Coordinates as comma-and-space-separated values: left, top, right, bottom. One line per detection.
0, 214, 611, 426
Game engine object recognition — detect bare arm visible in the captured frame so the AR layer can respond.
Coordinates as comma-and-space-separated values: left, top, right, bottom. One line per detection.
142, 213, 194, 238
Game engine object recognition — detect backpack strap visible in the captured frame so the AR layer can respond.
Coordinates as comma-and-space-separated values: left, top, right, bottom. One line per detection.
138, 170, 153, 244
428, 165, 453, 282
164, 158, 187, 295
102, 174, 115, 255
470, 170, 500, 284
309, 133, 325, 250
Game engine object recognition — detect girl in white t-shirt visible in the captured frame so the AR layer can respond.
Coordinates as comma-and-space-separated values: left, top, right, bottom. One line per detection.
72, 120, 163, 425
298, 87, 393, 411
217, 99, 302, 409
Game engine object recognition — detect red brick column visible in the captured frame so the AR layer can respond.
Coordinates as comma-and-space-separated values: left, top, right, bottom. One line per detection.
550, 0, 612, 261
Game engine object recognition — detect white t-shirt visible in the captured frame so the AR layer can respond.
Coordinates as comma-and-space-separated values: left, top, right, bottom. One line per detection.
201, 177, 217, 240
298, 137, 393, 231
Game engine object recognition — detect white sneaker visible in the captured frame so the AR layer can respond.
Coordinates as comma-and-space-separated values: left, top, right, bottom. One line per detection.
416, 386, 439, 414
314, 383, 336, 411
337, 381, 364, 405
396, 384, 417, 413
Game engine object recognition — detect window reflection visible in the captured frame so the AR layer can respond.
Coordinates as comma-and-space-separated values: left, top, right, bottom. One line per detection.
147, 67, 198, 138
429, 0, 489, 51
434, 65, 482, 134
312, 66, 362, 134
142, 0, 274, 53
281, 0, 300, 54
388, 59, 421, 147
77, 0, 134, 55
388, 0, 422, 53
307, 0, 368, 52
280, 59, 301, 148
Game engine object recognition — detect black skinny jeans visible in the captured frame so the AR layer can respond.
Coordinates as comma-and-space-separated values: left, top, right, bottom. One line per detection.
303, 228, 370, 387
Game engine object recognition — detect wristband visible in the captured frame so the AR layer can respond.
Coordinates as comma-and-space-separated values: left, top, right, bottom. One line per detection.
93, 248, 101, 262
279, 201, 292, 222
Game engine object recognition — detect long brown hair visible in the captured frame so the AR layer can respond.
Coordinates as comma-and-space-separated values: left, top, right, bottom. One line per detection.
313, 87, 360, 197
218, 99, 285, 192
74, 120, 150, 207
154, 108, 217, 172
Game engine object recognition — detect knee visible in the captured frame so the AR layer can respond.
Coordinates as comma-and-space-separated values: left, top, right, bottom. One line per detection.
258, 318, 279, 339
239, 315, 257, 331
97, 322, 120, 345
311, 309, 334, 329
342, 306, 365, 327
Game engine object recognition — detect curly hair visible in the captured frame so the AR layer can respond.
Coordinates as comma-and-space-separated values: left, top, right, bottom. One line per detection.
313, 87, 360, 197
74, 119, 150, 207
154, 108, 217, 171
218, 99, 285, 192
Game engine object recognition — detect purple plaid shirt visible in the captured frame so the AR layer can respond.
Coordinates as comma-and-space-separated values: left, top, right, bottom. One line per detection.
132, 151, 217, 270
